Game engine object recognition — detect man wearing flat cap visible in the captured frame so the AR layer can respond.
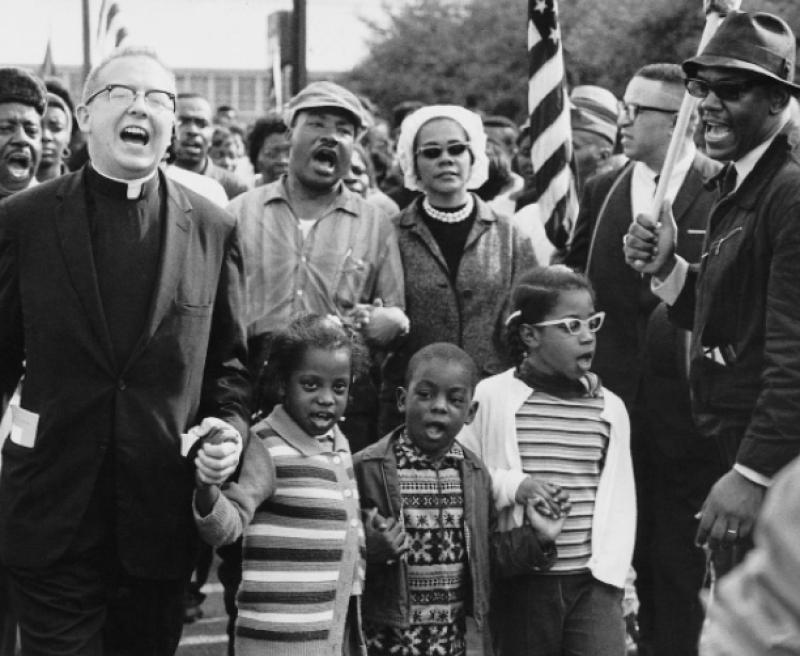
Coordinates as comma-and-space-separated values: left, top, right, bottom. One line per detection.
0, 67, 46, 200
0, 46, 250, 654
625, 11, 800, 577
229, 79, 407, 405
219, 81, 407, 644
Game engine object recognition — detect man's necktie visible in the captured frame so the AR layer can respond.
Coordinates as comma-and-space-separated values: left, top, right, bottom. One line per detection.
720, 163, 737, 196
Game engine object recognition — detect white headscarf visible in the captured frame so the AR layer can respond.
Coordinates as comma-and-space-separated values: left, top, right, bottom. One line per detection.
396, 105, 489, 193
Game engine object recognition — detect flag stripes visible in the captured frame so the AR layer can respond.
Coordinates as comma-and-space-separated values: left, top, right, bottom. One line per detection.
527, 0, 578, 251
95, 0, 131, 61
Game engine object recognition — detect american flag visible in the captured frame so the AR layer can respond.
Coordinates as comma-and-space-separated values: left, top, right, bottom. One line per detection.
527, 0, 577, 252
95, 0, 131, 60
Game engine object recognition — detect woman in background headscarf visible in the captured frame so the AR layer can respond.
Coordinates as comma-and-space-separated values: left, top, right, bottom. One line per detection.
378, 104, 537, 433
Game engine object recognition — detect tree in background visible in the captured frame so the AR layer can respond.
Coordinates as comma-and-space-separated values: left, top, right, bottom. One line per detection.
343, 0, 800, 124
341, 0, 528, 122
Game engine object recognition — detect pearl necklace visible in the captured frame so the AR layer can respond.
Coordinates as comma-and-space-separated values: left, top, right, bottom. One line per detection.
422, 195, 475, 223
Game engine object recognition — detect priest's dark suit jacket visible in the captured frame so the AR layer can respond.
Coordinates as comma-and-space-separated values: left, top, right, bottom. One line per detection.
0, 168, 250, 579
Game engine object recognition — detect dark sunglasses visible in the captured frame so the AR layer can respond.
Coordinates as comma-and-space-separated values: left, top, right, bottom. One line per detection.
684, 78, 757, 102
415, 142, 471, 160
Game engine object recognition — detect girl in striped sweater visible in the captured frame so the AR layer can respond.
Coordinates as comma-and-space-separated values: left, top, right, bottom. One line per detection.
194, 314, 369, 656
461, 266, 636, 656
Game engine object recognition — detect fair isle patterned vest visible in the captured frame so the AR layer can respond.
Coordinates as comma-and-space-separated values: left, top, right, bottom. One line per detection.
236, 423, 366, 654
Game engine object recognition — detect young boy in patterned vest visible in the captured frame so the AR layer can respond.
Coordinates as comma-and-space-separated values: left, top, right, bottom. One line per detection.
355, 342, 564, 656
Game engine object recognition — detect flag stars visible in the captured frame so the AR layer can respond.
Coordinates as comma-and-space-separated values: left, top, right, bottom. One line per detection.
534, 0, 548, 13
549, 25, 561, 44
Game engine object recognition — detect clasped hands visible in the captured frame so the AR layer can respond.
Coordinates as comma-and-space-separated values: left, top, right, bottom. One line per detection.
364, 507, 409, 565
350, 298, 410, 345
515, 475, 572, 542
192, 417, 243, 487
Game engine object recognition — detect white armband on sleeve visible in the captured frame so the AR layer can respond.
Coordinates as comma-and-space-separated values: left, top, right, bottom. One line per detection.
650, 255, 689, 306
733, 463, 772, 488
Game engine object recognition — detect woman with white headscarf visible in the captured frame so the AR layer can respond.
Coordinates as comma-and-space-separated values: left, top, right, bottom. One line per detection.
378, 105, 537, 433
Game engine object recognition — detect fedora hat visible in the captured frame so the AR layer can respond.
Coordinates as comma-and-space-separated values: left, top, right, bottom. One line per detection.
683, 11, 800, 94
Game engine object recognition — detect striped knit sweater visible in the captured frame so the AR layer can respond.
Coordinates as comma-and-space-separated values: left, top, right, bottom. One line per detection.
195, 405, 366, 656
516, 387, 610, 572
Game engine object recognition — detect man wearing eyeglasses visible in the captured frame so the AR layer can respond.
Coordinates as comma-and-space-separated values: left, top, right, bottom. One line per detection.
0, 46, 250, 655
173, 93, 249, 200
566, 63, 721, 656
625, 11, 800, 580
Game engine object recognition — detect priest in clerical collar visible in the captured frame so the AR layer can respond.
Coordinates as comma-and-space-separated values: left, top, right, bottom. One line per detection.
0, 45, 250, 655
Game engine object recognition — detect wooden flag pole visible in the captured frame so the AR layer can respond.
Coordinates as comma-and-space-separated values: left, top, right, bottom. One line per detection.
651, 0, 742, 217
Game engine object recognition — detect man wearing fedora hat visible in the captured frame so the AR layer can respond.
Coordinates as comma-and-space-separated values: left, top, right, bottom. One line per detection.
624, 11, 800, 576
568, 63, 721, 656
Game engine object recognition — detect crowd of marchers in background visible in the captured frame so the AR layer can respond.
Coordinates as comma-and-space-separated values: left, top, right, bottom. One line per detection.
3, 9, 800, 656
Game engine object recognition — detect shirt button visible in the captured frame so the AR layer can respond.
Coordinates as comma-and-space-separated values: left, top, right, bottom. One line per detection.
343, 489, 352, 497
117, 380, 126, 391
296, 289, 304, 296
350, 518, 359, 528
332, 456, 341, 465
301, 255, 307, 263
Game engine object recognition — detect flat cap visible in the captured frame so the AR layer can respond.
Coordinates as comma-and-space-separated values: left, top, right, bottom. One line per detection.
284, 81, 367, 131
0, 67, 47, 115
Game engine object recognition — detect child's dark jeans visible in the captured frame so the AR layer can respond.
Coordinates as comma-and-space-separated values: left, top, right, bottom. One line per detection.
493, 570, 625, 656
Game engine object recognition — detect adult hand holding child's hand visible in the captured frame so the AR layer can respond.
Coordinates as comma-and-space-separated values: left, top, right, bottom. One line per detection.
192, 417, 242, 487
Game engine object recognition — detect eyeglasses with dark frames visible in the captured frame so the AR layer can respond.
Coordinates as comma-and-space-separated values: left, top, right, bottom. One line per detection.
415, 142, 471, 160
617, 101, 677, 123
84, 84, 176, 112
532, 311, 606, 335
684, 78, 758, 102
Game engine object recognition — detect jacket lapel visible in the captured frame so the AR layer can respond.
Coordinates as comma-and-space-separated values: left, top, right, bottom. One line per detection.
401, 206, 450, 273
671, 158, 704, 224
54, 170, 115, 366
586, 163, 633, 273
122, 173, 191, 371
462, 198, 494, 253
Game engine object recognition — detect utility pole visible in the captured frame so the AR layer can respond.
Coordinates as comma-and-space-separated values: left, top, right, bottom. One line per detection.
82, 0, 92, 81
291, 0, 307, 94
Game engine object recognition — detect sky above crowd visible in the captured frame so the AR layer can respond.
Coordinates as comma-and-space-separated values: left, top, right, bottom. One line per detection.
1, 0, 415, 72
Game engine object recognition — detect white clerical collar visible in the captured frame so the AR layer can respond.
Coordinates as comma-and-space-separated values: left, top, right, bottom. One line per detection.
732, 115, 789, 192
91, 167, 158, 200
